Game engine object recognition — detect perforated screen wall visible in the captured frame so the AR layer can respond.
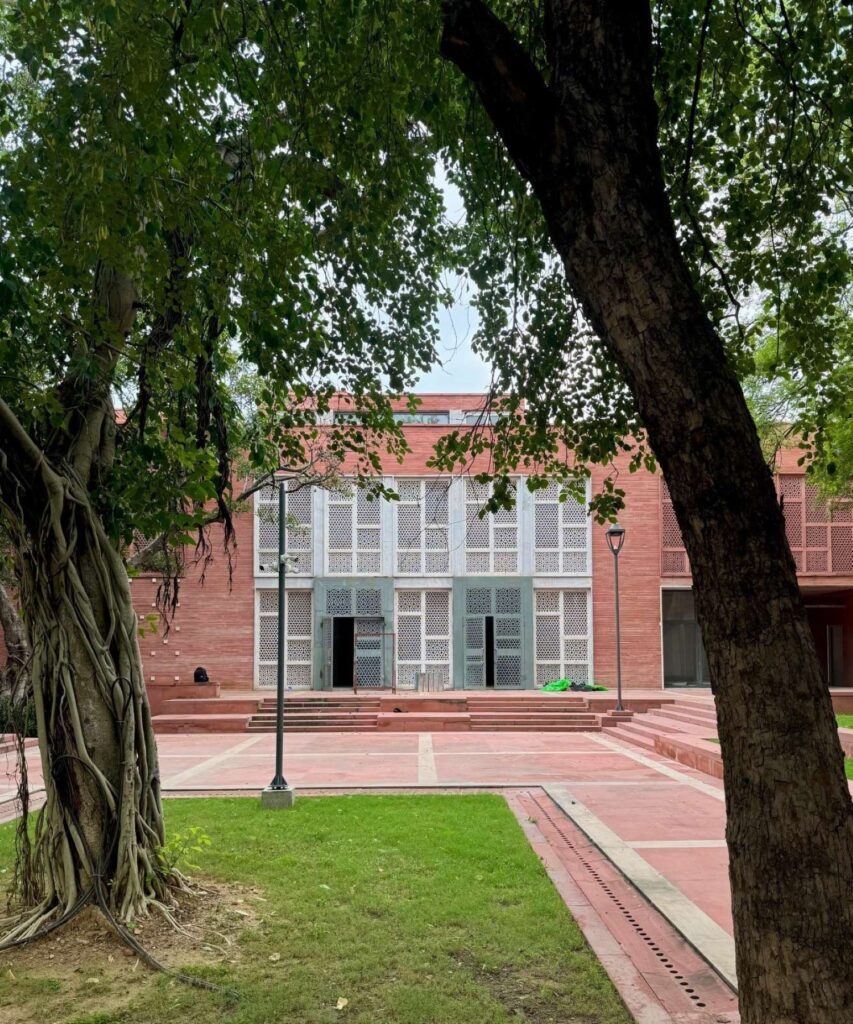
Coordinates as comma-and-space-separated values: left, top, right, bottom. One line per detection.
534, 589, 591, 687
395, 589, 451, 689
779, 474, 853, 574
395, 479, 451, 574
326, 485, 383, 575
462, 583, 525, 688
533, 482, 589, 574
660, 479, 689, 576
257, 589, 313, 689
465, 478, 519, 574
256, 483, 313, 576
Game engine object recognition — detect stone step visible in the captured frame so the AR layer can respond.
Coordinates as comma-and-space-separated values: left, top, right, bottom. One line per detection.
153, 713, 250, 734
628, 714, 692, 734
246, 722, 376, 732
645, 707, 718, 729
163, 697, 260, 715
250, 714, 380, 724
258, 700, 380, 708
605, 722, 659, 751
470, 723, 602, 732
470, 713, 598, 723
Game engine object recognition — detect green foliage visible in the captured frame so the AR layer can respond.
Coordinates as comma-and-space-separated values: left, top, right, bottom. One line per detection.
0, 1, 459, 551
432, 1, 853, 512
156, 825, 212, 875
1, 0, 850, 532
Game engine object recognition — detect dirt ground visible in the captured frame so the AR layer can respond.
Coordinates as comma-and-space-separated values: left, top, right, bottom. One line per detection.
0, 880, 260, 1024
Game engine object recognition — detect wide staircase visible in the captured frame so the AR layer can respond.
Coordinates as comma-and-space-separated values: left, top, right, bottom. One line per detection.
247, 695, 382, 733
466, 695, 631, 732
602, 697, 718, 752
153, 690, 652, 733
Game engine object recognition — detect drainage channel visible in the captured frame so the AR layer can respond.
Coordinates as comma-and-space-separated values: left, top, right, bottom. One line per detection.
517, 789, 739, 1022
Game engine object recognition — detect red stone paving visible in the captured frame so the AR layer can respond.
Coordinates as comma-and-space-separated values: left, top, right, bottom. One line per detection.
569, 781, 727, 842
0, 731, 746, 1020
639, 847, 733, 935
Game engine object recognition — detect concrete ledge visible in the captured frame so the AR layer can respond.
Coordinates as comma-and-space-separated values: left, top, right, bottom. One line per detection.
830, 691, 853, 715
838, 727, 853, 758
377, 711, 470, 731
654, 734, 724, 780
152, 713, 250, 734
260, 786, 296, 809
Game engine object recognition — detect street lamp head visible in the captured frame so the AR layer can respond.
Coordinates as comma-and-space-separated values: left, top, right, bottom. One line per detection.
606, 522, 626, 555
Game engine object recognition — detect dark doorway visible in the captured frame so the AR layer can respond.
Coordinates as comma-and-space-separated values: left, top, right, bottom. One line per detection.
333, 617, 355, 688
485, 616, 496, 688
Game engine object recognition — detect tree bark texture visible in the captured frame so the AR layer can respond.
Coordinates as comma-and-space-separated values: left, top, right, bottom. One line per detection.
0, 267, 175, 937
441, 2, 853, 1021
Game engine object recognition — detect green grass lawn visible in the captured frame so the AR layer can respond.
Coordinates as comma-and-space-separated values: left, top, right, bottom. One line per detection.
0, 796, 632, 1024
836, 714, 853, 730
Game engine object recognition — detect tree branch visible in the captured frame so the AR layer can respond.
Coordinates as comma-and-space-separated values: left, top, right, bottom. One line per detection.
440, 0, 566, 199
0, 397, 50, 490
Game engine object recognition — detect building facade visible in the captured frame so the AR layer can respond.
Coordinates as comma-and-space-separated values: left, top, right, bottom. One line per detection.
129, 395, 853, 693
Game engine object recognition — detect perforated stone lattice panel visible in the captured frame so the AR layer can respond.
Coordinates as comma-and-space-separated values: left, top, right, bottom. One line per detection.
466, 552, 490, 573
257, 589, 314, 689
534, 589, 591, 689
326, 588, 353, 616
397, 590, 421, 613
327, 484, 384, 574
496, 655, 522, 688
288, 591, 311, 632
495, 588, 521, 614
425, 591, 450, 633
256, 483, 312, 576
426, 552, 449, 573
533, 484, 589, 576
395, 589, 451, 687
396, 479, 451, 575
466, 617, 484, 648
563, 591, 588, 634
466, 588, 492, 615
328, 552, 353, 574
493, 552, 519, 573
355, 588, 382, 616
398, 616, 422, 661
356, 551, 382, 573
397, 479, 421, 502
536, 590, 559, 613
328, 507, 353, 548
465, 479, 519, 573
536, 663, 561, 686
536, 616, 560, 661
778, 473, 853, 574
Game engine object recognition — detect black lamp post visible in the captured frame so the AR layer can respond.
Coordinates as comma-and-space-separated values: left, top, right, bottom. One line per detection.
261, 476, 296, 809
606, 523, 626, 712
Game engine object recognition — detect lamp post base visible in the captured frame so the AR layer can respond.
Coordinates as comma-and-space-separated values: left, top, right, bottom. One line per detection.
260, 785, 296, 809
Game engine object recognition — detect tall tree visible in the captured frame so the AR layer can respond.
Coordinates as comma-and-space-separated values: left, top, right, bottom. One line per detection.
437, 1, 853, 1021
0, 1, 451, 937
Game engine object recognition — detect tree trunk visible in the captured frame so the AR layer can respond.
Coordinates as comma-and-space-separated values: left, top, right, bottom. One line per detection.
441, 2, 853, 1021
0, 403, 174, 938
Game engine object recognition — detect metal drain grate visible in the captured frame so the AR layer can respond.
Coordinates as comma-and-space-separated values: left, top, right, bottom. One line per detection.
530, 793, 710, 1010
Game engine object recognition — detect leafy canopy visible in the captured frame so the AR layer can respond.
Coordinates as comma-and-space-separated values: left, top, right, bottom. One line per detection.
1, 0, 851, 538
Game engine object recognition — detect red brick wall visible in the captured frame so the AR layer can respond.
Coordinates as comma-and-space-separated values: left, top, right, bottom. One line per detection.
590, 458, 663, 689
131, 509, 256, 691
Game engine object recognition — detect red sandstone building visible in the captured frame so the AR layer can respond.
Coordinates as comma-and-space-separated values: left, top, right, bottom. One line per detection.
125, 394, 852, 705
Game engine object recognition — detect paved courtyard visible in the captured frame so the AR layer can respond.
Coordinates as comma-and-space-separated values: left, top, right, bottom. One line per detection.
2, 729, 735, 984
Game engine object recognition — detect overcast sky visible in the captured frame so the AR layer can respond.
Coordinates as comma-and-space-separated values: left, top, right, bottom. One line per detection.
414, 292, 492, 392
